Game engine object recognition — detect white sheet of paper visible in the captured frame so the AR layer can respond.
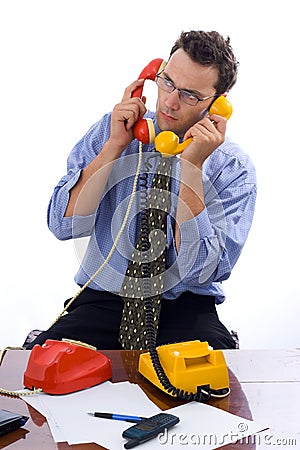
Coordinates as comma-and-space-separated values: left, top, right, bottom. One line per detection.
224, 349, 300, 382
129, 402, 268, 450
23, 382, 268, 450
20, 390, 66, 442
23, 381, 161, 446
237, 382, 300, 448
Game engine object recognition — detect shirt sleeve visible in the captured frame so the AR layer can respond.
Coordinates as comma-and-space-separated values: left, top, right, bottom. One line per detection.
47, 114, 112, 240
175, 150, 257, 288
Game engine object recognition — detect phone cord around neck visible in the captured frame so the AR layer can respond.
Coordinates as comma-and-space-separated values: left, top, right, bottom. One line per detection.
139, 153, 230, 403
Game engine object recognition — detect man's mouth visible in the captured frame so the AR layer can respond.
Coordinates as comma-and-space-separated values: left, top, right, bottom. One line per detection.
160, 110, 177, 121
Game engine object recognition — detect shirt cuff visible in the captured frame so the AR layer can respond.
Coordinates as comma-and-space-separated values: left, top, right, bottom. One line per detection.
179, 207, 214, 246
49, 170, 97, 239
175, 208, 214, 272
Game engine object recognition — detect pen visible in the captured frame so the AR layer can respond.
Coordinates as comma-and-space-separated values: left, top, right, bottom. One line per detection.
87, 412, 147, 423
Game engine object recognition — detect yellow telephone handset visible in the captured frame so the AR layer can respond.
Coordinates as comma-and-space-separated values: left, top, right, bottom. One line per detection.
209, 94, 233, 119
154, 132, 193, 156
154, 95, 233, 156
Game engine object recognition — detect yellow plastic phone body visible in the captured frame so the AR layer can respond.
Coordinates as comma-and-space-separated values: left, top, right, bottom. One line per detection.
138, 340, 229, 397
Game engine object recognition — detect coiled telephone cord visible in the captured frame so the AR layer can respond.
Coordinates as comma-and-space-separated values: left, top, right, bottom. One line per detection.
139, 152, 230, 402
144, 300, 230, 402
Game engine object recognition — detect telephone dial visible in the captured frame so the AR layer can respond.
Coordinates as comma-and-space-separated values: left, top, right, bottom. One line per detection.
132, 58, 233, 155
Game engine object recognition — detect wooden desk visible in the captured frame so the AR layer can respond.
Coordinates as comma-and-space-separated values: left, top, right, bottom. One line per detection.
0, 349, 299, 449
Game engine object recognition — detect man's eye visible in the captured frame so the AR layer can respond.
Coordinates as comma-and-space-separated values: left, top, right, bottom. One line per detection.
164, 79, 173, 88
181, 91, 198, 101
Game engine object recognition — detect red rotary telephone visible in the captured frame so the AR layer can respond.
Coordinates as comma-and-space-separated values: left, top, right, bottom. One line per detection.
23, 339, 112, 395
132, 58, 233, 155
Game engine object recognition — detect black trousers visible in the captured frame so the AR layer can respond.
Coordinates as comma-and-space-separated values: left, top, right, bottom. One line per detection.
25, 288, 236, 350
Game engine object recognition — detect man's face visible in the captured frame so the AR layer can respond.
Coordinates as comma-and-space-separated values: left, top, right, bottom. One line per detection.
155, 48, 219, 138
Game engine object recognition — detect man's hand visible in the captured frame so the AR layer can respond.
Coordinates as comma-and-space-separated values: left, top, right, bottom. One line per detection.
181, 114, 227, 167
65, 79, 147, 217
108, 79, 147, 151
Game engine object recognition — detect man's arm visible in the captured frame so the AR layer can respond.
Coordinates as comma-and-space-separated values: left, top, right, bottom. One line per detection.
64, 140, 122, 217
64, 79, 147, 217
175, 114, 226, 250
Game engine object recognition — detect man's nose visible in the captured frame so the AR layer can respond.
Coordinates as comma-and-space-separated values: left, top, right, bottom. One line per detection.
164, 89, 180, 110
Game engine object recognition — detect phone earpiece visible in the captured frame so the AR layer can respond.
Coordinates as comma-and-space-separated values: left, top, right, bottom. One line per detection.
209, 95, 233, 120
132, 58, 166, 99
132, 59, 166, 144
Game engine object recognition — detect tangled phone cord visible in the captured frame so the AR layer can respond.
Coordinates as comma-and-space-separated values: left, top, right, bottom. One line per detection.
144, 297, 210, 402
139, 153, 230, 402
139, 154, 209, 402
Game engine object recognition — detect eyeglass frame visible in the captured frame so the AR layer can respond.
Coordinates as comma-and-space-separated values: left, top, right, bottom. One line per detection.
155, 71, 219, 106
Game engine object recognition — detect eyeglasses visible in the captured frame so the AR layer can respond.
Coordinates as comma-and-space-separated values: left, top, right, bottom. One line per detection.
156, 72, 218, 106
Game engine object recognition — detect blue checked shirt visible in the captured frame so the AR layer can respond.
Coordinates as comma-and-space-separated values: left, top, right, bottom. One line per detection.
48, 111, 257, 304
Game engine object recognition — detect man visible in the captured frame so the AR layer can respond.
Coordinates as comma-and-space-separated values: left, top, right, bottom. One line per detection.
25, 31, 256, 351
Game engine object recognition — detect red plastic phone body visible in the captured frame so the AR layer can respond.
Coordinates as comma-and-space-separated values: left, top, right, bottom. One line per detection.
23, 339, 112, 395
132, 58, 166, 144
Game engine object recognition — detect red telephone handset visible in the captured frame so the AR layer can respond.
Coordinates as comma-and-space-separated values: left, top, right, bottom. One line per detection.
132, 59, 233, 154
132, 58, 166, 144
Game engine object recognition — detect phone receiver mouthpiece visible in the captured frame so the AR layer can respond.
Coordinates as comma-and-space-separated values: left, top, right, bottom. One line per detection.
133, 118, 155, 144
154, 131, 192, 156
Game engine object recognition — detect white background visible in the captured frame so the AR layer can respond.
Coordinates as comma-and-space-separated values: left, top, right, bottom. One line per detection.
0, 0, 299, 349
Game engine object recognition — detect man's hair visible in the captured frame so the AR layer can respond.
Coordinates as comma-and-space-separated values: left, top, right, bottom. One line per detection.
170, 30, 239, 93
